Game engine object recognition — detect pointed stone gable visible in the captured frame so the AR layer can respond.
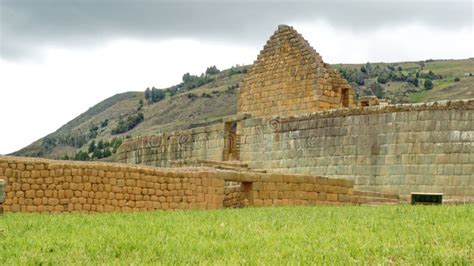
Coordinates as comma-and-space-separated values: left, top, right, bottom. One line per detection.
238, 25, 355, 117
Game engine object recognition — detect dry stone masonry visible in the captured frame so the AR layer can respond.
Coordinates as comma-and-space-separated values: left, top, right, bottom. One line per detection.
239, 25, 356, 117
116, 25, 474, 202
1, 25, 472, 213
239, 100, 474, 200
0, 156, 369, 213
117, 123, 226, 167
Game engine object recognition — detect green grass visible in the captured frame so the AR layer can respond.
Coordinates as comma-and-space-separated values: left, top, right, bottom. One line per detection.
1, 205, 473, 264
408, 89, 429, 102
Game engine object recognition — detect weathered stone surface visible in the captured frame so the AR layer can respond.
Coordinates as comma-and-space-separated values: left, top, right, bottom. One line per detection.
239, 101, 474, 200
239, 25, 356, 118
0, 156, 359, 213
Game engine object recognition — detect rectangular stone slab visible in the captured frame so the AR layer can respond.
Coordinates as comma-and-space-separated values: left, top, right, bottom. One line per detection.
411, 192, 443, 205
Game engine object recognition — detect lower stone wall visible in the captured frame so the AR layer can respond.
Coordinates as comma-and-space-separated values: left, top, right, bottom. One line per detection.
0, 179, 4, 213
0, 156, 356, 213
116, 123, 226, 167
223, 181, 242, 208
239, 100, 474, 200
239, 173, 354, 206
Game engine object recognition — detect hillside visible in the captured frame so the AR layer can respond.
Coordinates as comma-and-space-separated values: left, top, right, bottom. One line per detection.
12, 59, 474, 160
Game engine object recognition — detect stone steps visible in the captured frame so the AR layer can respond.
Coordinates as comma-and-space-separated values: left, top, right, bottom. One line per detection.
351, 195, 400, 205
351, 190, 400, 204
353, 190, 399, 200
196, 159, 249, 169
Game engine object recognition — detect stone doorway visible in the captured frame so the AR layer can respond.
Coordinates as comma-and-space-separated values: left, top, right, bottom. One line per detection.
224, 122, 239, 161
341, 88, 350, 107
223, 181, 253, 208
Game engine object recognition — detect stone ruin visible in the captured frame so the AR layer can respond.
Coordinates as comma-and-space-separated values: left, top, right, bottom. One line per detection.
0, 25, 473, 213
116, 25, 473, 202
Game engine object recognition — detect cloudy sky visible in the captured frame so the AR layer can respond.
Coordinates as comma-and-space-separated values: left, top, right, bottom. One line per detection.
0, 0, 473, 155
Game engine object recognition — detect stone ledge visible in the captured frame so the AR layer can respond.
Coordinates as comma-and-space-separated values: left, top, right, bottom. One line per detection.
252, 98, 474, 123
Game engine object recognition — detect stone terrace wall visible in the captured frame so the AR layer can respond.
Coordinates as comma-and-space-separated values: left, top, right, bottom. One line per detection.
0, 156, 356, 213
239, 25, 355, 118
240, 100, 474, 200
117, 123, 225, 167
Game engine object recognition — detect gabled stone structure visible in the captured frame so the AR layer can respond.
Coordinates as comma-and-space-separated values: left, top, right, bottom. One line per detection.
239, 25, 355, 118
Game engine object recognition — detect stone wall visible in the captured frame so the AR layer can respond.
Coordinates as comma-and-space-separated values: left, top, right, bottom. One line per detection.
0, 179, 4, 213
0, 156, 356, 213
238, 25, 356, 118
239, 100, 474, 200
117, 123, 226, 167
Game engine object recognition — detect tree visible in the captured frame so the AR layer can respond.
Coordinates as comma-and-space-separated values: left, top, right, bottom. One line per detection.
93, 149, 103, 159
101, 119, 108, 128
150, 87, 165, 102
182, 73, 192, 83
418, 61, 425, 70
407, 77, 419, 87
355, 73, 365, 85
377, 72, 389, 84
364, 62, 372, 75
375, 85, 385, 99
424, 79, 434, 90
144, 87, 151, 100
103, 148, 112, 158
88, 140, 96, 153
205, 65, 220, 75
74, 150, 89, 161
97, 140, 104, 150
111, 112, 145, 135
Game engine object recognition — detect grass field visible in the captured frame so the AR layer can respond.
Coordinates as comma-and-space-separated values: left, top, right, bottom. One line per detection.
1, 205, 473, 264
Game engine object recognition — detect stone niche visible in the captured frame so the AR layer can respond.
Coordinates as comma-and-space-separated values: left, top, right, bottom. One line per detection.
238, 25, 356, 118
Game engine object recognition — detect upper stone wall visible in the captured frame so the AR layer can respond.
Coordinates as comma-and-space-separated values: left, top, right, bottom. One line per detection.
117, 123, 226, 166
239, 99, 474, 200
238, 25, 356, 118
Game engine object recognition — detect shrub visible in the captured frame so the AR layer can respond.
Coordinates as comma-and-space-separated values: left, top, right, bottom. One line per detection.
377, 74, 388, 84
103, 148, 112, 158
424, 79, 434, 90
74, 150, 89, 161
407, 77, 419, 87
88, 140, 96, 153
110, 138, 123, 153
111, 112, 145, 135
187, 93, 198, 100
100, 119, 109, 128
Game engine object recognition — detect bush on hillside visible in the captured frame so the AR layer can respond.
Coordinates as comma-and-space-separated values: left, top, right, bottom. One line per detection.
205, 65, 220, 75
111, 112, 144, 135
74, 150, 89, 161
424, 79, 434, 90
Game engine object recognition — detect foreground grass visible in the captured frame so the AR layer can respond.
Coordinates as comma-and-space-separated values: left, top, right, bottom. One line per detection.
0, 205, 473, 264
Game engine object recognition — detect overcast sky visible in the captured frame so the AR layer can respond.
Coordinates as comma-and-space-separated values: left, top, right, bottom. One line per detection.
0, 0, 473, 155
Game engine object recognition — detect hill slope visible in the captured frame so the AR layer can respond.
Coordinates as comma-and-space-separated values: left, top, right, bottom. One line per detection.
12, 59, 474, 160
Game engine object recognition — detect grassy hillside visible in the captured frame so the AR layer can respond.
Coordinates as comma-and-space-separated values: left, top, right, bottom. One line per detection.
333, 58, 474, 103
12, 59, 473, 160
1, 205, 472, 264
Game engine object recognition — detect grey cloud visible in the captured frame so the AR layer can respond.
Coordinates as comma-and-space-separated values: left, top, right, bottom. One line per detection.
1, 0, 472, 60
